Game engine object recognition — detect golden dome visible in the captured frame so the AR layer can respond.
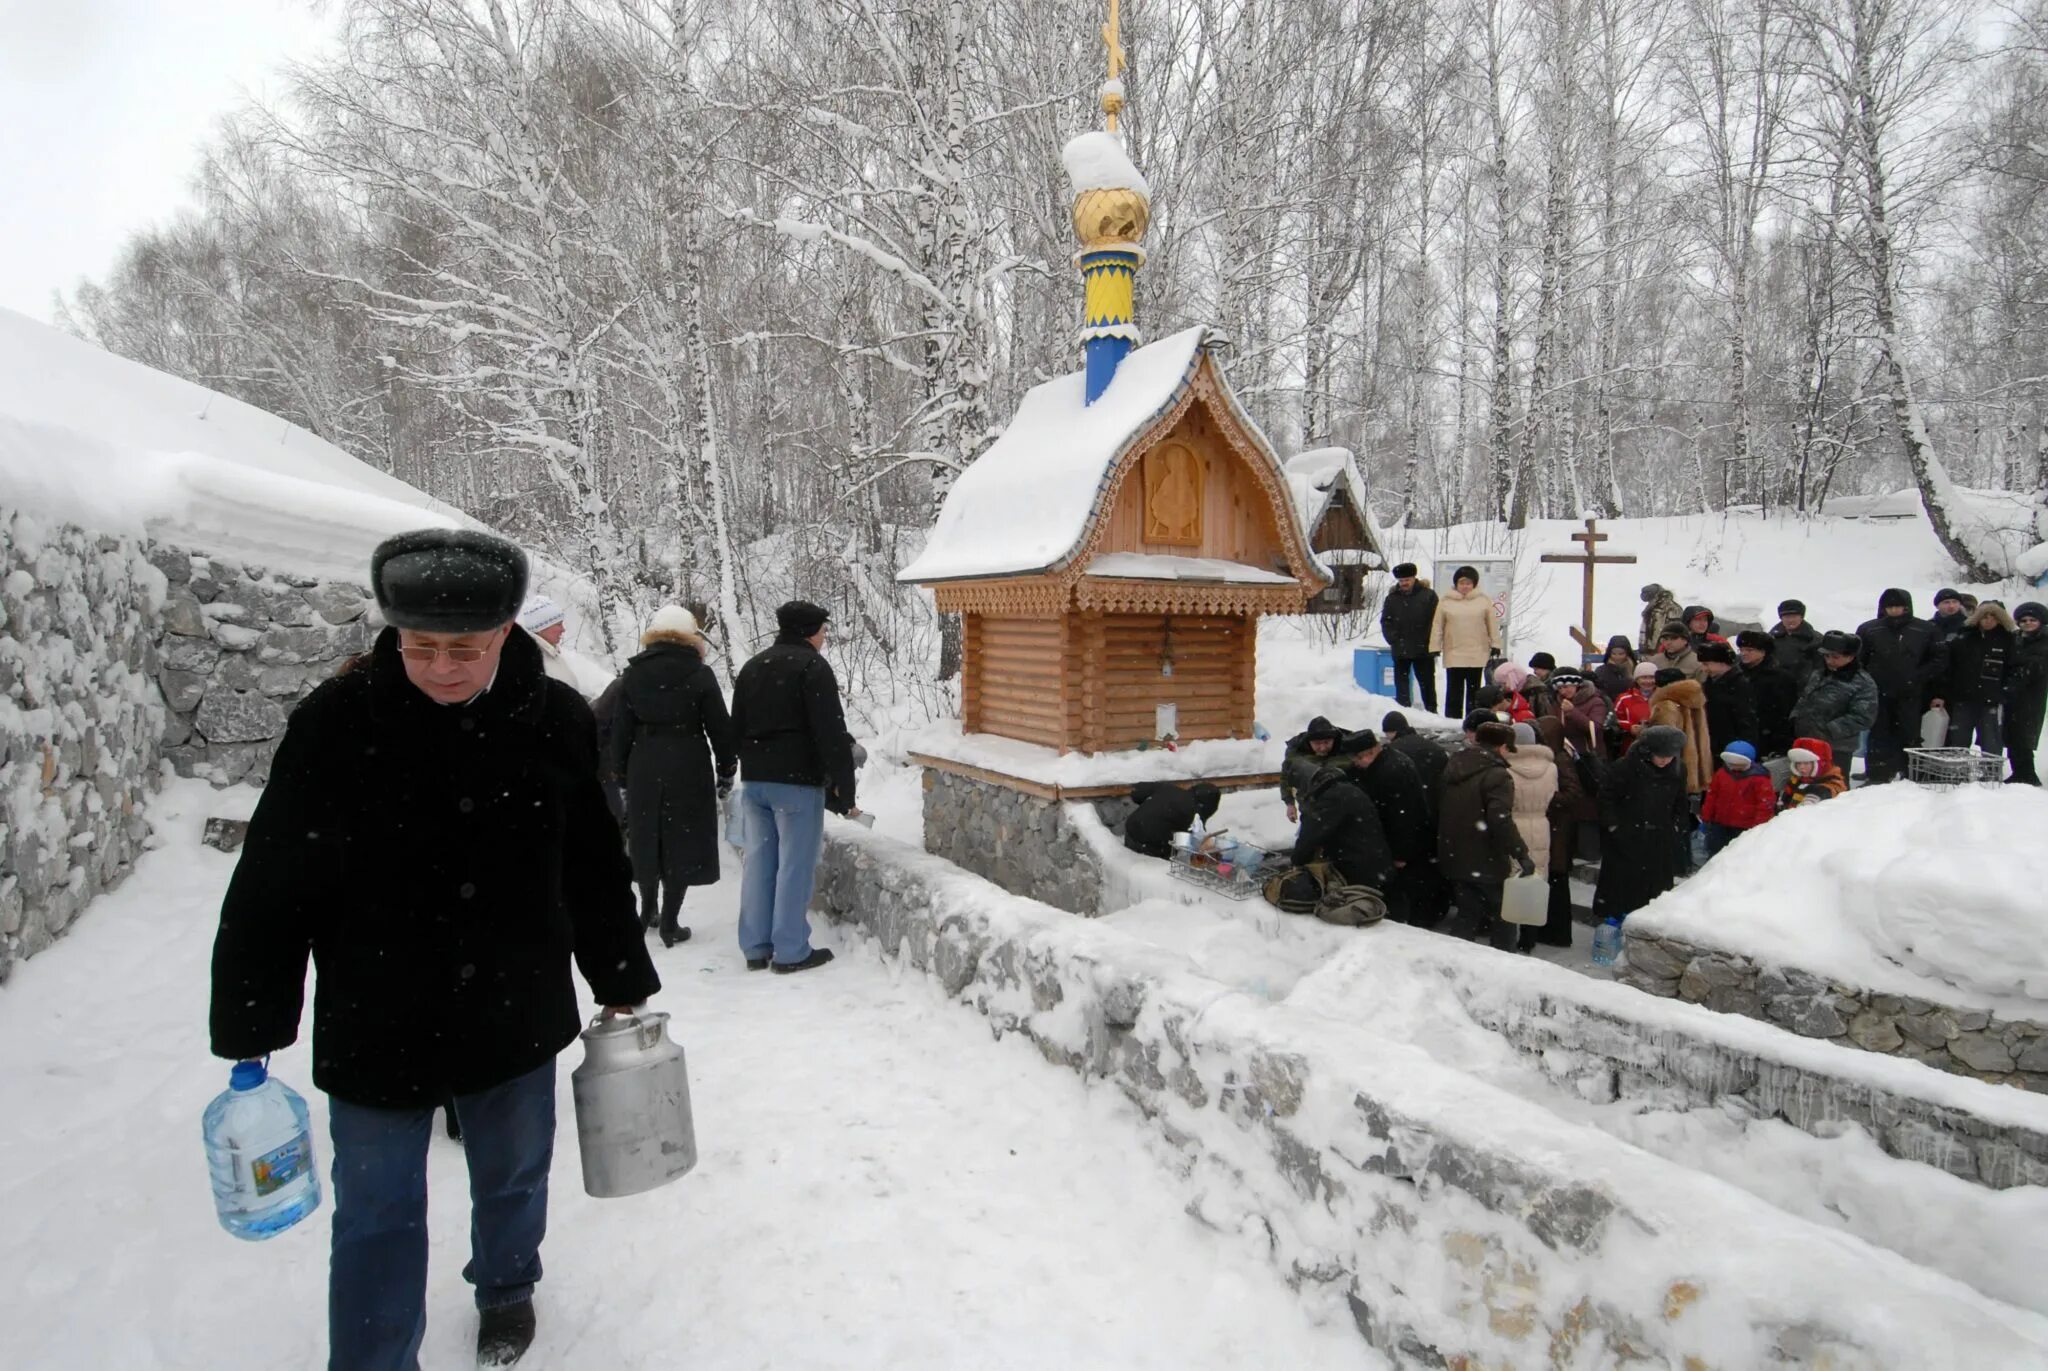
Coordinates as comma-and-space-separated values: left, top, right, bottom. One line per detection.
1072, 186, 1150, 251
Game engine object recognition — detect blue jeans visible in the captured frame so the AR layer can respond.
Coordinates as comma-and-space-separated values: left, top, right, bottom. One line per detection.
738, 780, 826, 964
327, 1060, 556, 1371
1700, 821, 1736, 859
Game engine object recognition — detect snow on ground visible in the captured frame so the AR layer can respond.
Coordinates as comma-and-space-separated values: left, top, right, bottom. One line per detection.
1629, 783, 2048, 1012
0, 779, 1377, 1371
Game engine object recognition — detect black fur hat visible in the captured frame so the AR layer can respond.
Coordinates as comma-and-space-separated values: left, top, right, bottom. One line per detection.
370, 529, 528, 634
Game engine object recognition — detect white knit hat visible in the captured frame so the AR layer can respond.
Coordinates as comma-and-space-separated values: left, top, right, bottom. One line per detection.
645, 604, 702, 641
1788, 746, 1820, 767
517, 594, 564, 634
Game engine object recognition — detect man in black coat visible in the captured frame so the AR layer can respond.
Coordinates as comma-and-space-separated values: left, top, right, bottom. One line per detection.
1292, 765, 1396, 892
1770, 599, 1824, 685
1124, 781, 1222, 857
1856, 588, 1949, 783
1379, 563, 1440, 712
1928, 588, 1971, 648
612, 605, 737, 947
1736, 630, 1798, 758
1696, 641, 1759, 760
731, 600, 859, 973
1279, 714, 1350, 822
210, 529, 659, 1371
1436, 721, 1536, 949
2006, 602, 2048, 785
1592, 725, 1691, 920
1348, 730, 1440, 923
1381, 711, 1450, 811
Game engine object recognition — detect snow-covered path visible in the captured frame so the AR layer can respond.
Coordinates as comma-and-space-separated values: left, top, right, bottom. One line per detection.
0, 781, 1376, 1371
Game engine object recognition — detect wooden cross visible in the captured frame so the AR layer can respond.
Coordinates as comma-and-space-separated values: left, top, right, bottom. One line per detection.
1538, 517, 1637, 656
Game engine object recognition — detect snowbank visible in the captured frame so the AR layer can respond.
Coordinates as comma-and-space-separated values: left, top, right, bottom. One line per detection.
1630, 785, 2048, 1013
906, 718, 1280, 789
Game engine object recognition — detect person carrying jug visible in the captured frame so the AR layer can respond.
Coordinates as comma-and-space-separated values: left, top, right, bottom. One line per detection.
208, 528, 660, 1371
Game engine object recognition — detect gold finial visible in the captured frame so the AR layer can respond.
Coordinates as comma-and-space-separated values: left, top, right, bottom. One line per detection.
1101, 0, 1127, 132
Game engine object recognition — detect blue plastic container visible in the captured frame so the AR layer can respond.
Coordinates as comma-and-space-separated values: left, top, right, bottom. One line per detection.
1352, 647, 1396, 695
203, 1059, 321, 1240
1591, 918, 1624, 968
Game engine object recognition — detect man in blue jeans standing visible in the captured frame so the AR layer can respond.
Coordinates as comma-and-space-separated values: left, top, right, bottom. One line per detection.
210, 530, 659, 1369
731, 599, 860, 972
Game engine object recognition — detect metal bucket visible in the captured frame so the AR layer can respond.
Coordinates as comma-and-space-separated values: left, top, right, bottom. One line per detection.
570, 1009, 698, 1199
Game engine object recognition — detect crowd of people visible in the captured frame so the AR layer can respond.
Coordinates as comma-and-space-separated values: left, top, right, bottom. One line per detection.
1220, 575, 2048, 949
209, 528, 863, 1369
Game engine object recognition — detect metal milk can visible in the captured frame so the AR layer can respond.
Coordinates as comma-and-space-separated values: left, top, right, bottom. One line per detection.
571, 1009, 698, 1198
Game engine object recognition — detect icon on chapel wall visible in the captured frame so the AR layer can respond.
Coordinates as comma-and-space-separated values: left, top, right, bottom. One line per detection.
1143, 442, 1202, 545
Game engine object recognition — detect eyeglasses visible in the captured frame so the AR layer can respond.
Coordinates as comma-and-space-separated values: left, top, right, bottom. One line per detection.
398, 645, 490, 664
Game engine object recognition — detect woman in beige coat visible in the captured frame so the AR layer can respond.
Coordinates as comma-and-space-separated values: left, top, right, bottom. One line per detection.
1505, 722, 1559, 873
1429, 564, 1502, 718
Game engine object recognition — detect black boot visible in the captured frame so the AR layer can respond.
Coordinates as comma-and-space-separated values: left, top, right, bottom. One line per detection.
476, 1300, 536, 1368
771, 947, 835, 975
659, 914, 692, 948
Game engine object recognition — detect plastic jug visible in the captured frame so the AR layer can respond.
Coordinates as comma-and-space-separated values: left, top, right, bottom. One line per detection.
571, 1009, 697, 1199
1591, 918, 1624, 968
1501, 873, 1549, 926
203, 1059, 321, 1240
722, 788, 747, 851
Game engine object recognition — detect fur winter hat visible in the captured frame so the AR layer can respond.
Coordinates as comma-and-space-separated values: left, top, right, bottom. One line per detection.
1637, 725, 1688, 759
776, 599, 831, 638
1878, 587, 1914, 614
1343, 729, 1381, 754
1528, 651, 1557, 671
518, 594, 565, 635
1475, 721, 1516, 750
1778, 599, 1806, 617
642, 604, 704, 647
1462, 709, 1498, 734
371, 528, 528, 634
1735, 629, 1774, 656
1391, 562, 1418, 579
1696, 642, 1736, 666
1820, 630, 1862, 658
1303, 715, 1345, 743
1381, 711, 1411, 736
1453, 564, 1481, 587
1720, 741, 1758, 769
2015, 602, 2047, 625
1654, 667, 1685, 687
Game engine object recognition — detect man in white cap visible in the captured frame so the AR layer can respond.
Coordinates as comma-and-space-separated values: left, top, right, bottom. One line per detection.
518, 593, 581, 691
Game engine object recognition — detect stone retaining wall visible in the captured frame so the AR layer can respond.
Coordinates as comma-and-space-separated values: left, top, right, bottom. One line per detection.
813, 828, 2048, 1368
0, 514, 163, 980
1621, 927, 2048, 1092
921, 767, 1104, 915
148, 546, 378, 787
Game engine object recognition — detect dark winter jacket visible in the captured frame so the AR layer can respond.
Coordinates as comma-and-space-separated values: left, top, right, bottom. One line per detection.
612, 639, 738, 891
1928, 610, 1971, 649
1386, 729, 1451, 812
1701, 668, 1760, 760
1740, 657, 1799, 758
1557, 683, 1611, 756
1293, 768, 1395, 889
590, 676, 627, 819
209, 627, 660, 1109
1352, 747, 1433, 866
1942, 605, 2016, 709
1124, 781, 1222, 859
1436, 746, 1531, 884
2007, 625, 2048, 743
1280, 717, 1351, 808
1769, 621, 1825, 685
1791, 660, 1880, 759
1592, 748, 1689, 920
1855, 594, 1947, 707
1592, 637, 1638, 702
1379, 582, 1440, 659
731, 632, 858, 812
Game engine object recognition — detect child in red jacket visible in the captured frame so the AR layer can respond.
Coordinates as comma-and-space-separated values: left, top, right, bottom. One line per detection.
1613, 662, 1657, 738
1699, 741, 1775, 857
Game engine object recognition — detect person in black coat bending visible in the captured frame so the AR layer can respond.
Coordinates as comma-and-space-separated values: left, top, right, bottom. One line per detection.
1292, 764, 1396, 891
731, 600, 860, 974
612, 605, 737, 947
209, 529, 659, 1371
1379, 563, 1440, 712
1856, 588, 1949, 783
1123, 781, 1222, 858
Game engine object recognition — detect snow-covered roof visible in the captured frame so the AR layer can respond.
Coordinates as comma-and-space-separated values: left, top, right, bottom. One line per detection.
1085, 552, 1293, 585
1284, 446, 1386, 572
1062, 130, 1151, 198
901, 326, 1217, 583
0, 306, 471, 581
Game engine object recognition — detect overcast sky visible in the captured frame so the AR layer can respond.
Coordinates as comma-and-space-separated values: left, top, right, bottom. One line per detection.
0, 0, 336, 321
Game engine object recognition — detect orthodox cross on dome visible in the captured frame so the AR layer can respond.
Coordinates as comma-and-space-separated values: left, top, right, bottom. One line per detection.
1539, 517, 1638, 655
1101, 0, 1128, 131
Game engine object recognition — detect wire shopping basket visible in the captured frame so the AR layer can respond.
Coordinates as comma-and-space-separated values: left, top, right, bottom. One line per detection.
1904, 747, 2004, 788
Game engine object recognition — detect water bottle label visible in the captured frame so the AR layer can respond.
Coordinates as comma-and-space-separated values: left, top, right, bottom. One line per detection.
251, 1133, 312, 1197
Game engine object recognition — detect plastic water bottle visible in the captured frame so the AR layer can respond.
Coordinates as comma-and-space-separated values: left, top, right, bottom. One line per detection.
1591, 917, 1624, 968
203, 1059, 321, 1240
